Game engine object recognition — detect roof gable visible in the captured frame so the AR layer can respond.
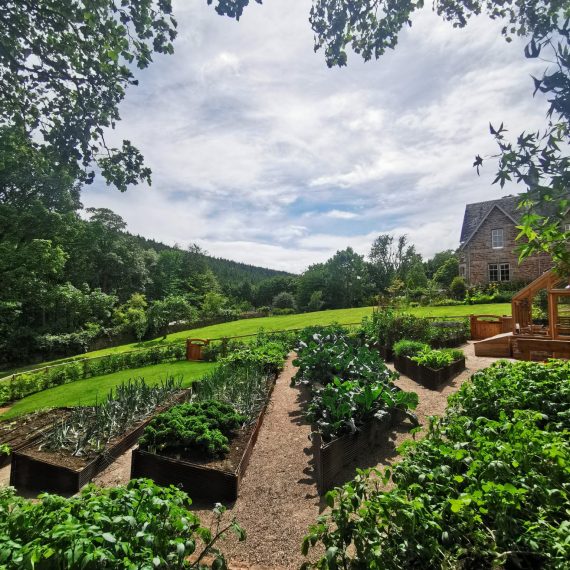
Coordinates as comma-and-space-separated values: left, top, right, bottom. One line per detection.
460, 195, 522, 245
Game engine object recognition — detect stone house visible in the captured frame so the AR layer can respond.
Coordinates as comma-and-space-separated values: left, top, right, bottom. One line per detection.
458, 195, 568, 286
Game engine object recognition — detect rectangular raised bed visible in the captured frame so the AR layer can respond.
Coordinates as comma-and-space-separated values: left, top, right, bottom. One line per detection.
394, 355, 466, 390
10, 390, 191, 495
313, 408, 405, 494
130, 377, 277, 503
0, 409, 73, 468
375, 344, 394, 362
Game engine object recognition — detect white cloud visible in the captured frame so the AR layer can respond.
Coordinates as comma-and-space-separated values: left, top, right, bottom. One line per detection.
82, 1, 548, 272
324, 210, 360, 220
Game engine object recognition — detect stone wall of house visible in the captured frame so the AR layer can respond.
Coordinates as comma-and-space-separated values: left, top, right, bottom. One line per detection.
459, 207, 554, 286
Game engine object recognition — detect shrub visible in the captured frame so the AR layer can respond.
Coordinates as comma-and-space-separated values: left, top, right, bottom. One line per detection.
272, 307, 296, 315
427, 319, 469, 347
450, 276, 467, 300
1, 342, 187, 406
272, 291, 296, 310
139, 400, 246, 458
430, 298, 464, 306
0, 479, 243, 568
360, 310, 432, 349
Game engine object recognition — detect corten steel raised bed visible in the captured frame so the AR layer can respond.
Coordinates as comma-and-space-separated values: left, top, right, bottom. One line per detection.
374, 344, 394, 362
10, 390, 191, 495
393, 355, 466, 390
313, 408, 406, 494
0, 409, 73, 468
130, 376, 278, 503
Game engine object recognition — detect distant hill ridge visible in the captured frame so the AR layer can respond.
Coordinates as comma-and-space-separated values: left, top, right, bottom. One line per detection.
129, 233, 293, 284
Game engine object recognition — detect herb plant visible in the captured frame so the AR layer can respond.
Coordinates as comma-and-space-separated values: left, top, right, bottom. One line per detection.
410, 347, 464, 369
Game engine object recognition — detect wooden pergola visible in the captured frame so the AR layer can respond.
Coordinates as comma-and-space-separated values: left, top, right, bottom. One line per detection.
511, 269, 570, 359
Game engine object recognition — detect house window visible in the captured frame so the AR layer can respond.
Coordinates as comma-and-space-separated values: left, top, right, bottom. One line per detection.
565, 223, 570, 232
459, 264, 466, 278
491, 228, 504, 248
489, 263, 510, 282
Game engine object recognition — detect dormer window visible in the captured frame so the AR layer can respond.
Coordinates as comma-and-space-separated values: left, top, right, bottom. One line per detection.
491, 228, 504, 249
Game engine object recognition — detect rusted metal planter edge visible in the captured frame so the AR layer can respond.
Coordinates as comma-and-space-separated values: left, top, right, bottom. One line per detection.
130, 373, 278, 503
10, 390, 191, 495
312, 407, 406, 495
393, 355, 466, 390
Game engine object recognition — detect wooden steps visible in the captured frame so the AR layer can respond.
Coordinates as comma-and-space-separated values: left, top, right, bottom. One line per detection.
474, 332, 513, 358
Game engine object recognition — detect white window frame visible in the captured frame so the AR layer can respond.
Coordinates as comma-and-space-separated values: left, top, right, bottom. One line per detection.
565, 223, 570, 233
489, 263, 510, 282
491, 228, 504, 249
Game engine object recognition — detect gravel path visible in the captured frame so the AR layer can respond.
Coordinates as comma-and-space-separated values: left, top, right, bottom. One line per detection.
0, 342, 508, 569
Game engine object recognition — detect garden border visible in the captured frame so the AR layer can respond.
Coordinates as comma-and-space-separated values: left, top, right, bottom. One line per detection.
130, 373, 278, 502
393, 355, 466, 390
10, 390, 191, 494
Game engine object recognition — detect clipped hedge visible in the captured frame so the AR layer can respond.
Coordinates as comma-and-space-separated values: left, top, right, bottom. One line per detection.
0, 342, 186, 406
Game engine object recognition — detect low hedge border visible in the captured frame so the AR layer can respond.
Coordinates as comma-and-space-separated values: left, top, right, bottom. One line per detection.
0, 342, 187, 407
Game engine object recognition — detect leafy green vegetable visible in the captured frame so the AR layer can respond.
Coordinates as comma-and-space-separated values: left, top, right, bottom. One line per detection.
0, 479, 244, 568
41, 376, 181, 457
302, 359, 570, 569
139, 400, 246, 458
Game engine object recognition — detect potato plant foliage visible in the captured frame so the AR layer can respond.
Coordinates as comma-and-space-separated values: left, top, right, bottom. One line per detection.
302, 359, 570, 569
0, 478, 244, 569
139, 400, 246, 458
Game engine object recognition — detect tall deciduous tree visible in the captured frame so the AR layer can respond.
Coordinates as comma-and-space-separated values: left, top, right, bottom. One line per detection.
369, 234, 422, 292
1, 0, 177, 191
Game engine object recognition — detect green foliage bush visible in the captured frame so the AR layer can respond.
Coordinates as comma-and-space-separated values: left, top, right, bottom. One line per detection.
293, 326, 389, 386
450, 276, 467, 300
392, 340, 429, 358
139, 400, 246, 458
0, 342, 186, 406
410, 347, 463, 369
0, 479, 243, 568
360, 310, 431, 349
361, 311, 468, 350
302, 359, 570, 569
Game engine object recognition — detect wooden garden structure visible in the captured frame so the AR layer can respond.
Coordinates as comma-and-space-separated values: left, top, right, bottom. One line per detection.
475, 269, 570, 360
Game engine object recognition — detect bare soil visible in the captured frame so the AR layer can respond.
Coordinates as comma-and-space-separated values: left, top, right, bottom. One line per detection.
0, 343, 508, 569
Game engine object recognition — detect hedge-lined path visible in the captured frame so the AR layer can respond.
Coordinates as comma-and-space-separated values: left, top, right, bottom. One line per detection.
0, 343, 509, 568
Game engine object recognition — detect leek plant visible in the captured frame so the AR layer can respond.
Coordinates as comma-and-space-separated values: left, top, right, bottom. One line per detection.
42, 376, 181, 457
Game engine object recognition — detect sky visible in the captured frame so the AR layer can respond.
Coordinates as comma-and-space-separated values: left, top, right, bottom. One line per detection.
82, 0, 549, 273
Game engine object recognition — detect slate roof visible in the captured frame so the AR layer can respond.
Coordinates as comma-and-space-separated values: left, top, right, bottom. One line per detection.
460, 195, 522, 245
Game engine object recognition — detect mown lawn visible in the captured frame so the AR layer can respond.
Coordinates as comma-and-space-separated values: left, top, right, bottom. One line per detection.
0, 303, 511, 378
1, 360, 216, 419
